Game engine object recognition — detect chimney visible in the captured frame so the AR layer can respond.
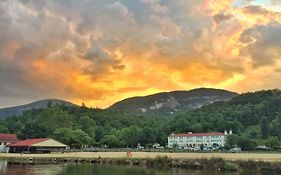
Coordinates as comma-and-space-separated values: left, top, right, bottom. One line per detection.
224, 130, 227, 135
229, 129, 233, 135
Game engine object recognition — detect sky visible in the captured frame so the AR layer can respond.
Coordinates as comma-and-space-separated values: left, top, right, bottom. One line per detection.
1, 0, 281, 108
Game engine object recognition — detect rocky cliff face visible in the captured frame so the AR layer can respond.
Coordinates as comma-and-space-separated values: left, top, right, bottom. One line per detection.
108, 88, 239, 117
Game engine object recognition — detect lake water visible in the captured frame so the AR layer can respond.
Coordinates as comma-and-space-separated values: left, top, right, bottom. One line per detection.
0, 161, 277, 175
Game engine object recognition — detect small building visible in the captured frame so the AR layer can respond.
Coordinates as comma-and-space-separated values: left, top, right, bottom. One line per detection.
0, 133, 19, 153
8, 138, 68, 153
168, 130, 232, 149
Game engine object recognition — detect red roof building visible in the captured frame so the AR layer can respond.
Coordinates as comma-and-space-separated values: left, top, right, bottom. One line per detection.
168, 131, 232, 149
0, 133, 18, 142
8, 138, 68, 153
8, 138, 48, 147
0, 133, 19, 153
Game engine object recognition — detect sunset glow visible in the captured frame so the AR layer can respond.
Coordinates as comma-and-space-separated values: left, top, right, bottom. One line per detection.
1, 0, 281, 108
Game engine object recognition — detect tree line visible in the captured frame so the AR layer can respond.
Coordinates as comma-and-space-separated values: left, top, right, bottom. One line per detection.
0, 104, 168, 148
169, 89, 281, 150
0, 89, 281, 150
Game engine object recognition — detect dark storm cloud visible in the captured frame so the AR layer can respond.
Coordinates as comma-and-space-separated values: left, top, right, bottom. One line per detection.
213, 12, 234, 23
82, 42, 125, 78
240, 22, 281, 66
242, 5, 270, 14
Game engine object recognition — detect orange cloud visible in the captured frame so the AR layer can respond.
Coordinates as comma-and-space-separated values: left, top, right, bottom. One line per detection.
2, 41, 21, 59
1, 0, 281, 108
201, 0, 233, 16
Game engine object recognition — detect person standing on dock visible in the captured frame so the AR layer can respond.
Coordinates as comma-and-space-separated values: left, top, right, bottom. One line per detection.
126, 150, 132, 158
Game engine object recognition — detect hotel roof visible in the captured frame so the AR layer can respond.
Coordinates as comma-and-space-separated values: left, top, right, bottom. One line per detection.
170, 132, 224, 137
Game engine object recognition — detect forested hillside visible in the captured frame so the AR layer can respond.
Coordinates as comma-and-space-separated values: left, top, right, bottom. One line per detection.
109, 88, 237, 117
169, 89, 281, 150
0, 105, 169, 148
170, 89, 281, 138
0, 89, 281, 149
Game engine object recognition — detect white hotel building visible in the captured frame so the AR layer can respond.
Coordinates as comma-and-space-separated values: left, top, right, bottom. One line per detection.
168, 130, 232, 149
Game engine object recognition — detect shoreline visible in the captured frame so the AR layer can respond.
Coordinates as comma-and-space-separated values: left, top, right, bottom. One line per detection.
1, 152, 281, 161
1, 152, 281, 173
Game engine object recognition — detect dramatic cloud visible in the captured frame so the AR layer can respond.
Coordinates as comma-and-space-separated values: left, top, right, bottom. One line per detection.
240, 22, 281, 66
0, 0, 281, 107
213, 12, 234, 24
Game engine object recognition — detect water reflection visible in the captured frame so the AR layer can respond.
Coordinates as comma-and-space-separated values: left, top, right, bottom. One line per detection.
26, 164, 66, 175
0, 161, 277, 175
0, 162, 65, 175
0, 161, 7, 173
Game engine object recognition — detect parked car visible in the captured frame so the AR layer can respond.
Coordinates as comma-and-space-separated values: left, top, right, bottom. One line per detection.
156, 146, 164, 149
230, 147, 241, 152
192, 147, 201, 151
203, 147, 212, 151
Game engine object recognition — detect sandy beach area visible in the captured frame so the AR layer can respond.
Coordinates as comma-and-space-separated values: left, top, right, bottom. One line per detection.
1, 152, 281, 161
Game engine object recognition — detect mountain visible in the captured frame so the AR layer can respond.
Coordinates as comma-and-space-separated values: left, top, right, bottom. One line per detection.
0, 89, 280, 149
108, 88, 239, 117
0, 99, 77, 118
0, 88, 238, 119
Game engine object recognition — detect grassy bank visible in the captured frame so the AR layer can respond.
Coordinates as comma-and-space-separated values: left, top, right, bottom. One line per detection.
2, 152, 281, 161
2, 153, 281, 173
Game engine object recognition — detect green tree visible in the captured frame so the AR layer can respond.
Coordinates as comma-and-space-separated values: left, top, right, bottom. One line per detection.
226, 134, 240, 148
0, 121, 8, 133
266, 136, 280, 149
21, 122, 46, 138
139, 126, 156, 145
36, 107, 72, 136
119, 126, 142, 147
53, 128, 93, 148
237, 137, 257, 151
271, 112, 281, 139
6, 116, 22, 134
243, 125, 261, 139
100, 134, 121, 148
78, 115, 96, 141
189, 123, 203, 133
260, 116, 269, 139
